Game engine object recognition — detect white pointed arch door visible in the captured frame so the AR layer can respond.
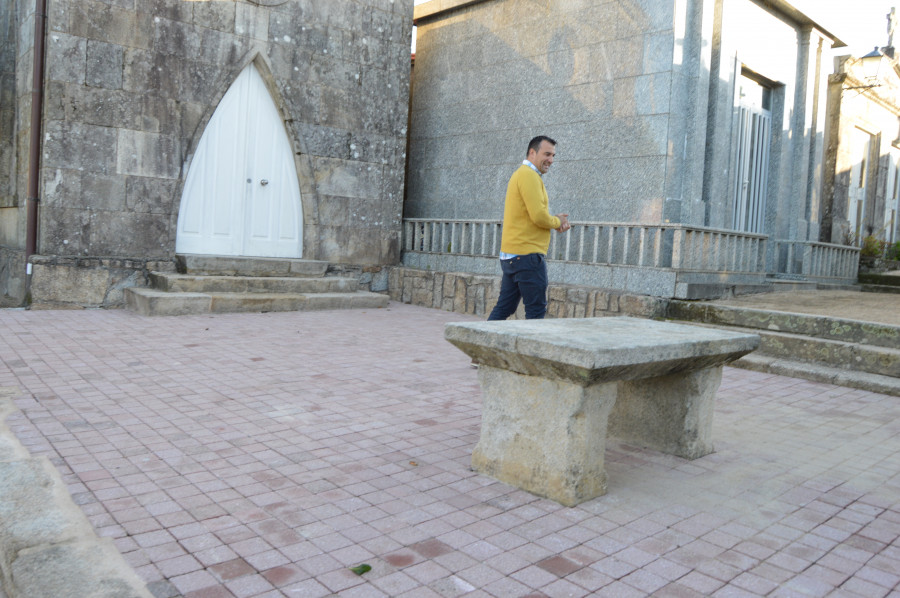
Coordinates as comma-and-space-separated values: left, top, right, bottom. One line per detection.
176, 63, 303, 257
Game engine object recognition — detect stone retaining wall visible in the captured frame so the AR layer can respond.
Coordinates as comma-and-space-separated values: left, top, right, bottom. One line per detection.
28, 255, 177, 309
387, 266, 669, 319
326, 264, 390, 294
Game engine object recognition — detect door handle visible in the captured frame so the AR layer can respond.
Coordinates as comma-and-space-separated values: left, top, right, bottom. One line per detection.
260, 179, 269, 186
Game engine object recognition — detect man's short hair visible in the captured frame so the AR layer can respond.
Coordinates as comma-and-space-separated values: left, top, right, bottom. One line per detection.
527, 135, 556, 156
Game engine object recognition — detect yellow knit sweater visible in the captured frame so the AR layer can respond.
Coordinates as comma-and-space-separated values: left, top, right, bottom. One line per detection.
499, 164, 561, 255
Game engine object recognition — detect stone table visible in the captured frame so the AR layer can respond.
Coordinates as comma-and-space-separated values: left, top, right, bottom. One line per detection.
445, 317, 759, 506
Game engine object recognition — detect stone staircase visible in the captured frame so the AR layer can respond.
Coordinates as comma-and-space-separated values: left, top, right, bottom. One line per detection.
859, 271, 900, 295
125, 255, 388, 316
666, 299, 900, 397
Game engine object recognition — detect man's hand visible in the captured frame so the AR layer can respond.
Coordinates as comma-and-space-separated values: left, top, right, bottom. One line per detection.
556, 213, 570, 233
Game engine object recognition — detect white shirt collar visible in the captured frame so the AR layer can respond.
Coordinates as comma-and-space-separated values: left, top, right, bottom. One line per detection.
522, 159, 541, 176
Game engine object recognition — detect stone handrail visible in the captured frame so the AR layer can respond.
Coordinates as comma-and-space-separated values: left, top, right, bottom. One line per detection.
773, 239, 860, 280
403, 218, 768, 274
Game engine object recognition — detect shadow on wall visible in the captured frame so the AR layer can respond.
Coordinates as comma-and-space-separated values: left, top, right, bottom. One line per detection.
826, 154, 895, 247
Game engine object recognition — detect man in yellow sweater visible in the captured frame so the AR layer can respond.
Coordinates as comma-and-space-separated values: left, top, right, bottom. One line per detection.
487, 136, 570, 320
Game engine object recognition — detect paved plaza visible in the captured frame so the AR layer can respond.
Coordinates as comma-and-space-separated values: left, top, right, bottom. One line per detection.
1, 302, 899, 597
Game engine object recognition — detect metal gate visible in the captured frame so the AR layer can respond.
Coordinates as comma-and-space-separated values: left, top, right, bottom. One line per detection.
732, 105, 771, 234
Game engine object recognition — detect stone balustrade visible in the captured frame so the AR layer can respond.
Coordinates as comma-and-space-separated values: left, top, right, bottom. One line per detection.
773, 239, 860, 281
404, 218, 769, 274
402, 219, 862, 287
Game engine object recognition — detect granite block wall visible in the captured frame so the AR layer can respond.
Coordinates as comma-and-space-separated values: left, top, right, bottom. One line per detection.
387, 265, 669, 319
408, 0, 839, 293
408, 0, 830, 230
0, 0, 414, 306
407, 0, 688, 225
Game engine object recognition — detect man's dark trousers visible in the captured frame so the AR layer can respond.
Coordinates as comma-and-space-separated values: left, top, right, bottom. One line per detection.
487, 253, 548, 320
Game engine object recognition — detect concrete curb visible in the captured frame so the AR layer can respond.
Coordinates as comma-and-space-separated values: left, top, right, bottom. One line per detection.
0, 388, 153, 598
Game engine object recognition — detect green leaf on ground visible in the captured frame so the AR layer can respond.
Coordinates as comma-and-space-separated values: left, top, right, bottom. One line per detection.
350, 564, 372, 575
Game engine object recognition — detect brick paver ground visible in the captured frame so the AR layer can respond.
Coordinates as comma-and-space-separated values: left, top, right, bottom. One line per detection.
1, 302, 899, 598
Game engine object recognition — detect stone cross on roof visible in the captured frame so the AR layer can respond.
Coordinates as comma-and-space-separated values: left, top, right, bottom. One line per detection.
888, 7, 897, 48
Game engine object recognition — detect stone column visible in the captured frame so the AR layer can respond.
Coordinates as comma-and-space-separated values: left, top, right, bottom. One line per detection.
785, 27, 829, 242
663, 0, 716, 226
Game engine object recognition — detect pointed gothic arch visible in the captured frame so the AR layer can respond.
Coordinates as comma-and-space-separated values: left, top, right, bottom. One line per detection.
175, 60, 305, 258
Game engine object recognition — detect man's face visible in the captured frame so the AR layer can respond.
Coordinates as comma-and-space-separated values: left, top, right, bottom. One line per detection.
528, 141, 556, 174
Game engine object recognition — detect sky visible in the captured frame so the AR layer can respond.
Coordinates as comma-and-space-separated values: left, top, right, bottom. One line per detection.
410, 0, 899, 58
794, 0, 898, 56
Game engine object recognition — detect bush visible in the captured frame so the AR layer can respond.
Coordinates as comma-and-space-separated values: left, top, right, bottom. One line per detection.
859, 235, 885, 258
885, 241, 900, 261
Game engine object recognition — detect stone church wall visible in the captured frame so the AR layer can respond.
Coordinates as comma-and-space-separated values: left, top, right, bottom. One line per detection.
0, 0, 13, 212
0, 0, 413, 307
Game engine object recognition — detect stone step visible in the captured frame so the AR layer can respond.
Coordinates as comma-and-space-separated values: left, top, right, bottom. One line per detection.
752, 328, 900, 379
209, 291, 388, 314
150, 272, 359, 294
125, 288, 388, 317
176, 254, 329, 278
671, 320, 900, 379
667, 300, 900, 350
767, 279, 821, 291
861, 284, 900, 294
732, 354, 900, 397
858, 272, 900, 287
125, 288, 210, 316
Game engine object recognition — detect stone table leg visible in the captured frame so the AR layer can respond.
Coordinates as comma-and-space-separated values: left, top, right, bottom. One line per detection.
609, 366, 723, 459
471, 365, 617, 507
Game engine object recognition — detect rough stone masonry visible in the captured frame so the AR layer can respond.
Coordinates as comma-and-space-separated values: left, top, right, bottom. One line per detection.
0, 0, 414, 307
